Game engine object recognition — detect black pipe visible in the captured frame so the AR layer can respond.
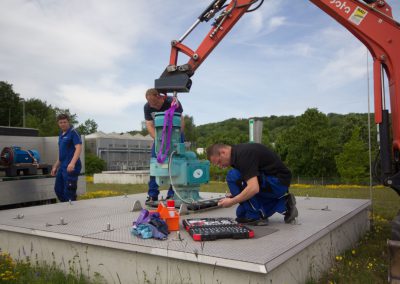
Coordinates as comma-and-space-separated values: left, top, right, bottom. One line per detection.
380, 109, 392, 178
363, 0, 378, 4
198, 0, 227, 22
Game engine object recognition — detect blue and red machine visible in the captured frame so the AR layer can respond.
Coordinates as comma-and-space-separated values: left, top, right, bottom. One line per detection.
0, 146, 40, 166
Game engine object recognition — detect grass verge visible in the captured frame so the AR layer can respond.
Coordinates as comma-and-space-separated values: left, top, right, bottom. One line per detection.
0, 251, 106, 284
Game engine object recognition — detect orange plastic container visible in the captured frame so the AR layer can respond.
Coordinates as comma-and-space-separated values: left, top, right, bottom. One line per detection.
151, 202, 180, 232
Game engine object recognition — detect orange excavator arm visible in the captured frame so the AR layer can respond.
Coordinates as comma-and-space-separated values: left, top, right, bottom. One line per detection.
154, 0, 400, 194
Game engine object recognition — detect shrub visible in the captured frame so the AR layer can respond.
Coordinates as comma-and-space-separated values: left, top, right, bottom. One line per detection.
209, 164, 229, 181
85, 154, 106, 175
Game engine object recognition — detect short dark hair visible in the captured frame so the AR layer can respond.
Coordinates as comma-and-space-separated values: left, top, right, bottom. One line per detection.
145, 88, 159, 99
206, 144, 227, 160
56, 113, 70, 121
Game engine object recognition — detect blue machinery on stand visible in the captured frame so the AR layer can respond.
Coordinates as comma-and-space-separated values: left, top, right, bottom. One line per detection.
149, 112, 221, 210
0, 146, 51, 177
0, 146, 40, 166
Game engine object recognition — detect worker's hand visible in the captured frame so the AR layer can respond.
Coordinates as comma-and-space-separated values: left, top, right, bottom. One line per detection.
67, 163, 75, 173
218, 197, 235, 208
51, 166, 58, 176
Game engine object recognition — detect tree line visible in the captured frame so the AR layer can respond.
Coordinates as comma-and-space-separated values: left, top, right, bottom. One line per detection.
0, 81, 98, 136
1, 80, 380, 183
193, 109, 378, 184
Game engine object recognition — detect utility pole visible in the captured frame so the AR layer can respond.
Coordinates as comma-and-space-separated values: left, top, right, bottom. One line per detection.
249, 118, 263, 143
20, 98, 25, 127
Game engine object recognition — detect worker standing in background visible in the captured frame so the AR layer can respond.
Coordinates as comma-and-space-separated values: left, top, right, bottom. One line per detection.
144, 88, 184, 202
51, 113, 82, 202
207, 143, 298, 225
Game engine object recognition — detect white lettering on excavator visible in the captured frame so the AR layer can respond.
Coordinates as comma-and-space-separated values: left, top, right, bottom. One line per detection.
329, 0, 352, 14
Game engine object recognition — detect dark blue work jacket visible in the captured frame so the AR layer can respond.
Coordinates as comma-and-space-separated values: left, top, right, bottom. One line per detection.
58, 126, 82, 170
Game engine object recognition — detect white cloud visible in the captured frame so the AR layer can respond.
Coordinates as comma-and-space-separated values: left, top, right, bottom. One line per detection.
227, 0, 285, 42
268, 16, 286, 30
317, 45, 368, 91
248, 11, 264, 32
258, 42, 314, 58
0, 0, 396, 132
57, 82, 147, 117
0, 0, 167, 130
0, 1, 142, 70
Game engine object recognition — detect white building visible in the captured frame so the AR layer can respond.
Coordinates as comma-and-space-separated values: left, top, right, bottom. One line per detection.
86, 132, 153, 171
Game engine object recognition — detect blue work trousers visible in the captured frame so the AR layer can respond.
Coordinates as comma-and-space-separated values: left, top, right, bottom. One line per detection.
54, 166, 80, 202
226, 169, 288, 219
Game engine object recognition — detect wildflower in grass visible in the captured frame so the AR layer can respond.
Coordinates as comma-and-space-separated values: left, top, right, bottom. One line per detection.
85, 176, 94, 183
367, 263, 373, 269
373, 214, 388, 223
348, 261, 352, 266
351, 249, 356, 255
335, 255, 343, 261
78, 190, 122, 200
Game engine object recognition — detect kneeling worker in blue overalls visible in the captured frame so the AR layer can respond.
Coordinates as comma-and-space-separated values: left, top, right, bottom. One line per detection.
51, 113, 82, 202
207, 143, 298, 225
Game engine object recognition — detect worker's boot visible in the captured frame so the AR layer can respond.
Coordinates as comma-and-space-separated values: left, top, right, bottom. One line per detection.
284, 193, 298, 223
145, 195, 158, 204
235, 217, 269, 226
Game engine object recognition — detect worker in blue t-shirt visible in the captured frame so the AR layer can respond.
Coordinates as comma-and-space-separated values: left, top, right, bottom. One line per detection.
143, 88, 184, 202
51, 113, 82, 202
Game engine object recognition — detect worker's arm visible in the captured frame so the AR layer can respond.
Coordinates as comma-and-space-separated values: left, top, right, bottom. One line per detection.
51, 158, 60, 176
218, 176, 259, 208
67, 144, 82, 173
146, 120, 156, 139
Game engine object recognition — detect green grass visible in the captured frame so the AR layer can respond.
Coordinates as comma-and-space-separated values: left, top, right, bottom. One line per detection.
289, 186, 398, 283
0, 251, 106, 284
86, 182, 148, 194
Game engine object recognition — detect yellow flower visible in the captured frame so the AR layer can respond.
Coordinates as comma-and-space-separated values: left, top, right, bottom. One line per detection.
352, 250, 356, 255
85, 176, 94, 182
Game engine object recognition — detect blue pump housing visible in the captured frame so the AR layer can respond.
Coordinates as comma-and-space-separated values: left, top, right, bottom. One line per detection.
0, 146, 40, 165
150, 112, 210, 198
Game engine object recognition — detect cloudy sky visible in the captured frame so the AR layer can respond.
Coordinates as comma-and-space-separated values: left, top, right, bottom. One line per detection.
1, 0, 400, 132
